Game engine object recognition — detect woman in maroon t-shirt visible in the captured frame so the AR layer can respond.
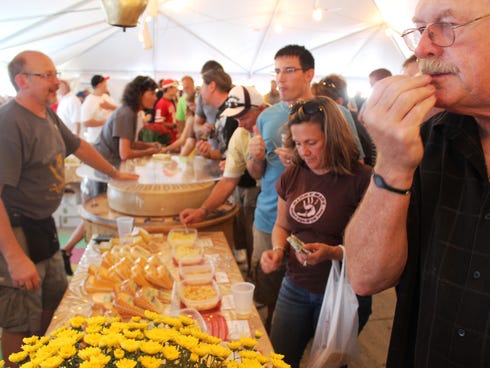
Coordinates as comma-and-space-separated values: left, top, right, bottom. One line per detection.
260, 96, 372, 368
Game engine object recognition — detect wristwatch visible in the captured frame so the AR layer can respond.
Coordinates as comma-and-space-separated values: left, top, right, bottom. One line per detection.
372, 172, 411, 195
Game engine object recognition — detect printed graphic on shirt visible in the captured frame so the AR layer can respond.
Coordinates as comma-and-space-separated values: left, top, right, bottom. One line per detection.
49, 153, 65, 194
289, 191, 327, 224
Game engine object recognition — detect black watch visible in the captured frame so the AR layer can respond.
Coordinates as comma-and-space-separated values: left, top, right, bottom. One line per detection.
372, 172, 411, 196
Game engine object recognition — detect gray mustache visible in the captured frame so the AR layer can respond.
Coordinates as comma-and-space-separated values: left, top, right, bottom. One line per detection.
419, 59, 459, 75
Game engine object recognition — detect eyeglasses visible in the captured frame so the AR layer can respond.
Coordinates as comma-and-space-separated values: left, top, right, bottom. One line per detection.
274, 67, 304, 75
401, 13, 490, 51
21, 71, 61, 80
289, 100, 323, 116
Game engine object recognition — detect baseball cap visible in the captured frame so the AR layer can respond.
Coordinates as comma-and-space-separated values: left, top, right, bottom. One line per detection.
161, 79, 179, 89
91, 75, 109, 88
221, 85, 264, 118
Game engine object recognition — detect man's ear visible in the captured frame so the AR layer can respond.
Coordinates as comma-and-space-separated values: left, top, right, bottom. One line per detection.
14, 73, 27, 91
304, 68, 315, 83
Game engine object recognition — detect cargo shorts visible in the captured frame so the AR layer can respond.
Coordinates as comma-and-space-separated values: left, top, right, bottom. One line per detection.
0, 226, 68, 333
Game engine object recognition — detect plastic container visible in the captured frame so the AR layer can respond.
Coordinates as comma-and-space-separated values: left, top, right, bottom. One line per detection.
179, 259, 215, 284
179, 308, 208, 333
172, 243, 203, 265
167, 227, 198, 247
179, 280, 220, 311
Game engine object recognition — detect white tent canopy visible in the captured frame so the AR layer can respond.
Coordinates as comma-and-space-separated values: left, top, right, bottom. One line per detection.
0, 0, 418, 99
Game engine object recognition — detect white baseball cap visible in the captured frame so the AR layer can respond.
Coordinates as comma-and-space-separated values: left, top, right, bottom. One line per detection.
221, 85, 264, 118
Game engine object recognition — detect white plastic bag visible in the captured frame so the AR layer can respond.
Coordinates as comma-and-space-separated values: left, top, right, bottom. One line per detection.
308, 245, 359, 368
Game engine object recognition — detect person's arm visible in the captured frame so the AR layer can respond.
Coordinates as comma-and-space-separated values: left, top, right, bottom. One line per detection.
345, 74, 437, 295
260, 197, 289, 274
118, 137, 160, 161
74, 139, 138, 181
246, 125, 266, 179
0, 185, 40, 290
180, 176, 240, 224
82, 118, 105, 128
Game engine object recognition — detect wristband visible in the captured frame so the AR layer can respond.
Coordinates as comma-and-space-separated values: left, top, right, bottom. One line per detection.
272, 246, 285, 252
372, 172, 411, 195
200, 206, 209, 216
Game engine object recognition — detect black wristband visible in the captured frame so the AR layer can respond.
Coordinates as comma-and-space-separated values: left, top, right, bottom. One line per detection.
372, 172, 411, 195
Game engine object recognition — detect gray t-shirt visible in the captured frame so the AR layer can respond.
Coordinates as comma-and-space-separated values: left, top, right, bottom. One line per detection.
0, 99, 81, 219
195, 93, 218, 124
93, 105, 137, 167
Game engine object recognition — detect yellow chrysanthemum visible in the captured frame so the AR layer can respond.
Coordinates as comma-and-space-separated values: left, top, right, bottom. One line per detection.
162, 345, 180, 361
271, 353, 285, 360
254, 330, 263, 338
78, 347, 102, 360
224, 361, 239, 368
90, 353, 111, 367
83, 333, 102, 346
271, 358, 292, 368
85, 324, 102, 334
144, 328, 172, 343
86, 315, 109, 326
68, 315, 86, 328
190, 352, 199, 362
160, 316, 182, 328
39, 355, 63, 368
238, 337, 257, 349
0, 360, 4, 368
178, 315, 195, 326
99, 333, 122, 348
208, 344, 232, 359
120, 338, 140, 353
8, 351, 29, 363
238, 358, 263, 368
58, 345, 77, 359
139, 355, 164, 368
140, 341, 162, 355
227, 341, 242, 351
239, 350, 260, 360
115, 358, 137, 368
123, 329, 142, 339
114, 348, 125, 359
173, 334, 199, 351
22, 336, 40, 345
19, 362, 34, 368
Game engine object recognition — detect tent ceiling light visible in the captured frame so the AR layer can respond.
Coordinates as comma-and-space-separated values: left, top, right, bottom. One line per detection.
101, 0, 149, 30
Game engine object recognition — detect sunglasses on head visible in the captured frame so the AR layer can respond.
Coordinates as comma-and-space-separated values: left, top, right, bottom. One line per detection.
319, 78, 336, 89
289, 100, 323, 116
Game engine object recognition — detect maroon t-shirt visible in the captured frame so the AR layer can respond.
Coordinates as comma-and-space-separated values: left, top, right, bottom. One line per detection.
276, 161, 370, 294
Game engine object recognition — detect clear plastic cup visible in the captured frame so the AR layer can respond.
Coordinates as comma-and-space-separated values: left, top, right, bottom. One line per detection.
231, 282, 255, 318
116, 216, 134, 243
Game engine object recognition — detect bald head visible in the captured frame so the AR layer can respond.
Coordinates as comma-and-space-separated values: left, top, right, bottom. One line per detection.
8, 50, 54, 91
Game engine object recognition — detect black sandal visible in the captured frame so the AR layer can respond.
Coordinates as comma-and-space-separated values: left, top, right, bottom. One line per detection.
61, 249, 73, 276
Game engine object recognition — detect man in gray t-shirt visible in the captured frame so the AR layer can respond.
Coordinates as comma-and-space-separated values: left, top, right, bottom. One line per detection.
0, 50, 136, 364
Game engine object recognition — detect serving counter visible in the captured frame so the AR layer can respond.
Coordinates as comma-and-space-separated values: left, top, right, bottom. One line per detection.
77, 155, 239, 247
48, 231, 273, 355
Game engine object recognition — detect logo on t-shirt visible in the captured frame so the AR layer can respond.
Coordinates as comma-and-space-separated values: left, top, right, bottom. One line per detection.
289, 191, 327, 224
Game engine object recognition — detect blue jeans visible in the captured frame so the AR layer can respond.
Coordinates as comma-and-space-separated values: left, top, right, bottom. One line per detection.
270, 277, 372, 368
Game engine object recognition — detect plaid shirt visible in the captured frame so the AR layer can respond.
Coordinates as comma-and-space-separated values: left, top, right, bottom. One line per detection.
387, 112, 490, 368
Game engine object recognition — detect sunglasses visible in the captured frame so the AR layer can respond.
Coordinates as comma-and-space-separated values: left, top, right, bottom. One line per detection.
319, 78, 336, 89
289, 100, 323, 116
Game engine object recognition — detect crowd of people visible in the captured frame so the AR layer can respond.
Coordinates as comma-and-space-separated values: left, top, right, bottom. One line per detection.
1, 0, 489, 367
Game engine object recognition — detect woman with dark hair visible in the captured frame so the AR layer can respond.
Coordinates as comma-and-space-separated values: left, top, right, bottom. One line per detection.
93, 76, 161, 166
61, 77, 160, 270
260, 96, 372, 367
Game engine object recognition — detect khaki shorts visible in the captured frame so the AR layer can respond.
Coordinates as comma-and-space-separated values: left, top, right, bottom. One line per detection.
0, 227, 68, 333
